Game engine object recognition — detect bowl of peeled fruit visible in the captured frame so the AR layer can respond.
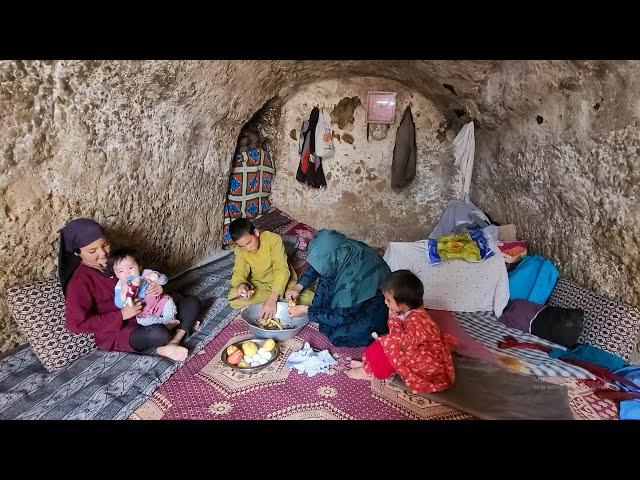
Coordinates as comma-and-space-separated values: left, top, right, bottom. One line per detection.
221, 338, 280, 372
240, 301, 309, 341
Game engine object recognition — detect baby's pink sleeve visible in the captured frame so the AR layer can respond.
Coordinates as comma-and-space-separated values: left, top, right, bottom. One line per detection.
143, 269, 167, 285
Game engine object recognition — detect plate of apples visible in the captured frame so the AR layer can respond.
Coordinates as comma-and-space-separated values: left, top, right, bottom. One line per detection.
221, 338, 280, 373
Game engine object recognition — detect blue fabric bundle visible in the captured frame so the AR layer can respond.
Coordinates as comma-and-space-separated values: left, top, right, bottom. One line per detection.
508, 255, 559, 304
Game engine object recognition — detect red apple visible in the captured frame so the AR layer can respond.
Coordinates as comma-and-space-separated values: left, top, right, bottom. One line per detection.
227, 349, 244, 365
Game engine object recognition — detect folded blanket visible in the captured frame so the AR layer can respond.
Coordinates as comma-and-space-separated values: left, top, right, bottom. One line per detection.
614, 366, 640, 394
428, 309, 527, 373
508, 255, 559, 304
384, 239, 509, 317
620, 400, 640, 420
497, 224, 518, 242
498, 241, 527, 267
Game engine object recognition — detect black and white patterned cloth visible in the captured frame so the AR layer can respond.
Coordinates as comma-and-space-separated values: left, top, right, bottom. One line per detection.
548, 278, 640, 362
5, 278, 95, 372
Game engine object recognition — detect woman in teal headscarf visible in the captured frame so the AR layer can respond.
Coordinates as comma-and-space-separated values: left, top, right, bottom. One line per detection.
286, 229, 391, 347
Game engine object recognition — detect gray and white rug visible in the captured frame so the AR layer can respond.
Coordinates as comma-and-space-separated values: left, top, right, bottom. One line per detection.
0, 252, 235, 420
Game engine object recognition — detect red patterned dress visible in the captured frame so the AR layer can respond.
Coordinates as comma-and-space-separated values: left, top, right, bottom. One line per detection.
363, 306, 457, 393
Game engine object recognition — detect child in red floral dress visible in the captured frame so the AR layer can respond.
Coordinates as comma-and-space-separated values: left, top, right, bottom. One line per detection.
346, 270, 457, 393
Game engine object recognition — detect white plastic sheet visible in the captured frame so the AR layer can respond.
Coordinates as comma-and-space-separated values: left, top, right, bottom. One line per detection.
428, 198, 492, 239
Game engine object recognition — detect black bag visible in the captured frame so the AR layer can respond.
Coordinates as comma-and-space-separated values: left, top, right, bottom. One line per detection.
531, 306, 584, 348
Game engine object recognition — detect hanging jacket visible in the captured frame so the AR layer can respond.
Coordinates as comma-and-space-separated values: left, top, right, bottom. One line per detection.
391, 106, 416, 189
296, 107, 327, 188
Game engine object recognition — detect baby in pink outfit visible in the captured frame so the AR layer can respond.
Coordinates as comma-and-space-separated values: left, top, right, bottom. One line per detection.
108, 247, 178, 327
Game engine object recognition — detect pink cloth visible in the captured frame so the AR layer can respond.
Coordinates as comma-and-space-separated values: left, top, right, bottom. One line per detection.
140, 294, 170, 318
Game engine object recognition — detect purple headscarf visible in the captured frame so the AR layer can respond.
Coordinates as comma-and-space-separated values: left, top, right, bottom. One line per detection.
58, 218, 105, 295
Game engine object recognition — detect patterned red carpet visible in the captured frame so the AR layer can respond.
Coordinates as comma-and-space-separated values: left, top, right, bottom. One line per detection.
130, 317, 618, 420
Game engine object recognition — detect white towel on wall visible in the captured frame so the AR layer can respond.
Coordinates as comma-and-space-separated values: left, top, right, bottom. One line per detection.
453, 121, 475, 200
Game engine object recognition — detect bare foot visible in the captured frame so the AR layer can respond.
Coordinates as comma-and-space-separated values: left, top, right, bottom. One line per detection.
166, 319, 180, 329
193, 321, 201, 332
156, 344, 188, 362
350, 359, 364, 369
345, 367, 372, 381
170, 329, 186, 346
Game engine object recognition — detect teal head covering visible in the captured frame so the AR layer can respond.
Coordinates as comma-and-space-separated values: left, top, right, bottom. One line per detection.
306, 229, 391, 309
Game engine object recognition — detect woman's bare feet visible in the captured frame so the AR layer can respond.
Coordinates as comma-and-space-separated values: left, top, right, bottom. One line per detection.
345, 366, 372, 381
170, 328, 186, 346
350, 359, 363, 369
156, 344, 188, 362
166, 319, 180, 329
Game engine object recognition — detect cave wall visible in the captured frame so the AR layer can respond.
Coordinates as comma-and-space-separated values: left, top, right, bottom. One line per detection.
2, 59, 639, 354
0, 60, 279, 351
268, 77, 460, 248
472, 61, 640, 309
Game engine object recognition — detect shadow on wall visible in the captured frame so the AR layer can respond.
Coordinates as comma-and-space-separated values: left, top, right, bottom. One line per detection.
106, 226, 169, 275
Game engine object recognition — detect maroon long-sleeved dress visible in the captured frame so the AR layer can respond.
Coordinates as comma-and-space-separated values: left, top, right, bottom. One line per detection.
64, 263, 136, 352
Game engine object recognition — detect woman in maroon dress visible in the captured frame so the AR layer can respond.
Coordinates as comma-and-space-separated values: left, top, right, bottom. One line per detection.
59, 218, 200, 362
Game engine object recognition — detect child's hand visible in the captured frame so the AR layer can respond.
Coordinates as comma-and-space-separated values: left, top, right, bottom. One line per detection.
237, 284, 250, 298
146, 282, 163, 297
284, 287, 301, 302
260, 297, 278, 319
144, 272, 159, 283
288, 304, 308, 318
121, 299, 143, 320
285, 283, 304, 304
237, 284, 255, 299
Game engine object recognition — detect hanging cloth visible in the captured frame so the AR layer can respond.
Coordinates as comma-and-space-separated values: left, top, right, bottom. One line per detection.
452, 121, 475, 200
390, 106, 417, 189
296, 107, 327, 188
